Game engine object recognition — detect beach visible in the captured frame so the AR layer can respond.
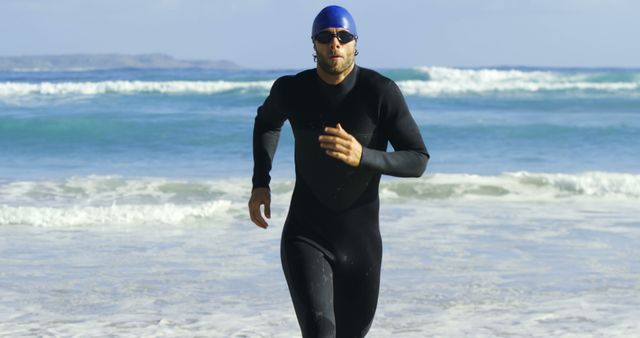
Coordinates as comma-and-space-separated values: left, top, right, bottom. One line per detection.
1, 66, 639, 337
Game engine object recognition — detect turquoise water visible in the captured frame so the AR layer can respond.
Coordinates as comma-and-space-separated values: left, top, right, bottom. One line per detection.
1, 66, 638, 181
1, 66, 640, 336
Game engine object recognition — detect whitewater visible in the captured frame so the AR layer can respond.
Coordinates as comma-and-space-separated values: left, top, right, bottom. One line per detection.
2, 67, 640, 99
1, 66, 639, 337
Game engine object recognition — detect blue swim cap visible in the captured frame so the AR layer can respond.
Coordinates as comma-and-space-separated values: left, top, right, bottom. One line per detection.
312, 5, 357, 38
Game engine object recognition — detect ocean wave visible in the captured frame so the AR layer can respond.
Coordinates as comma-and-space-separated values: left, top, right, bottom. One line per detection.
0, 176, 249, 206
0, 176, 249, 227
2, 172, 638, 206
1, 67, 638, 99
399, 67, 640, 95
0, 172, 638, 227
0, 200, 234, 227
380, 171, 640, 201
0, 80, 274, 97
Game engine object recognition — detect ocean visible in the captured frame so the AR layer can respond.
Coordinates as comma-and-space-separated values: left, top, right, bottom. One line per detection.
0, 66, 639, 337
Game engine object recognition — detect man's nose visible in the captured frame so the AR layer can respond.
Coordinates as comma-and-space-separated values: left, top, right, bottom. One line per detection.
330, 36, 341, 49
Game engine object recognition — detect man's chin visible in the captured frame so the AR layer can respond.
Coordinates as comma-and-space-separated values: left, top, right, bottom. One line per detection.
320, 62, 351, 75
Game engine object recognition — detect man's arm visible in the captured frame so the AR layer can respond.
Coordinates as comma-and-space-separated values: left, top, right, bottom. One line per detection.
321, 81, 429, 176
359, 80, 429, 177
249, 77, 289, 228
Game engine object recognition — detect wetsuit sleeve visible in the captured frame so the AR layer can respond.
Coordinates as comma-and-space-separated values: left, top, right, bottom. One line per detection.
252, 78, 289, 190
359, 81, 429, 177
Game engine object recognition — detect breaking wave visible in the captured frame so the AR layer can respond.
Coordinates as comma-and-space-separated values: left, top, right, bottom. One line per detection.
399, 67, 640, 95
1, 172, 638, 227
0, 80, 273, 97
1, 67, 638, 100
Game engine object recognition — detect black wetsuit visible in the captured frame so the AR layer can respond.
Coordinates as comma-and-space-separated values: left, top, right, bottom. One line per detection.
252, 65, 429, 338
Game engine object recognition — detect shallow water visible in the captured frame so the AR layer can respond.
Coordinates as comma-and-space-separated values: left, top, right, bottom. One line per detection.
1, 66, 639, 336
1, 193, 638, 337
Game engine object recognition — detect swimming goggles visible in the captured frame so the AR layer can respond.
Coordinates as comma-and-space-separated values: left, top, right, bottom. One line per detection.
314, 31, 357, 44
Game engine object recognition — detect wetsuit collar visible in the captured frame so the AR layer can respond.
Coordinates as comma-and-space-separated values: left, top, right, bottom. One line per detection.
316, 65, 359, 105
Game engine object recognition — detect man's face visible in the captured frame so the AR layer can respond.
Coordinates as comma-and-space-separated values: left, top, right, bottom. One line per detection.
313, 28, 356, 76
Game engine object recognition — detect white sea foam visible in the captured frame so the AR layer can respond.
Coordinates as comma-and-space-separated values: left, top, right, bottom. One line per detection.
0, 172, 638, 228
2, 172, 637, 205
1, 182, 639, 336
0, 80, 274, 97
1, 67, 638, 100
0, 200, 235, 227
400, 66, 640, 95
381, 171, 640, 201
0, 176, 252, 227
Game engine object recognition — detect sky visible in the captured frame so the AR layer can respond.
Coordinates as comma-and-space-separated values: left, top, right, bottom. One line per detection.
1, 0, 638, 69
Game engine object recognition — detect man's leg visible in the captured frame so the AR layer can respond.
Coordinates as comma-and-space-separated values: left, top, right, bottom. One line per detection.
281, 239, 336, 338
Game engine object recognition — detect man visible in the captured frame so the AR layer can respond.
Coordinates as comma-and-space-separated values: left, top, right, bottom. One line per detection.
248, 5, 429, 337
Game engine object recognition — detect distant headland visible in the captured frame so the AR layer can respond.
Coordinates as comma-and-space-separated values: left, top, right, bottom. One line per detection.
0, 54, 242, 71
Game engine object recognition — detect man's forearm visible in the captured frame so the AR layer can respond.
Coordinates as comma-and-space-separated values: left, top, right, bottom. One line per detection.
359, 147, 429, 177
252, 116, 282, 189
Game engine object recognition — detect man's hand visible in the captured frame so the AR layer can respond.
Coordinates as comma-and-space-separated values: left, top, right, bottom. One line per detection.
319, 123, 362, 167
248, 187, 271, 229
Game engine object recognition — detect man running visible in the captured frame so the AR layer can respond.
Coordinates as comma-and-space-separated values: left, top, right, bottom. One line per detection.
249, 5, 429, 337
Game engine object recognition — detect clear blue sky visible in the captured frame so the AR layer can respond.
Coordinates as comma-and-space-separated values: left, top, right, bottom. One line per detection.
1, 0, 638, 69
